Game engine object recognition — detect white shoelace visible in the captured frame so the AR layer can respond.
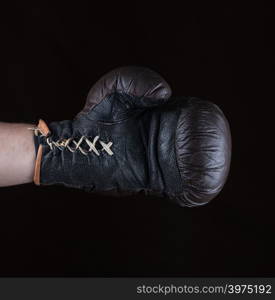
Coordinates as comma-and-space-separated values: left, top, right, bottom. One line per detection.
29, 127, 114, 156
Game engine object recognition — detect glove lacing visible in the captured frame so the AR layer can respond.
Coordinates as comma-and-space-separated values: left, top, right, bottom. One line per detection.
29, 127, 114, 156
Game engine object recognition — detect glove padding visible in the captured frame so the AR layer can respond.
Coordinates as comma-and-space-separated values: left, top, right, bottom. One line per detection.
33, 66, 231, 207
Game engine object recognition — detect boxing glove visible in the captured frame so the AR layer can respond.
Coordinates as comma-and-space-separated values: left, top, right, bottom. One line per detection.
32, 66, 231, 207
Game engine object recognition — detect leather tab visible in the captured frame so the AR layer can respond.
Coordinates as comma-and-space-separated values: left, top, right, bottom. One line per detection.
34, 145, 42, 185
37, 119, 50, 136
33, 119, 50, 185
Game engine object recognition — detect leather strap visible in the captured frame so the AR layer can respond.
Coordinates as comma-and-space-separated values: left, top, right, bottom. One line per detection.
33, 119, 50, 185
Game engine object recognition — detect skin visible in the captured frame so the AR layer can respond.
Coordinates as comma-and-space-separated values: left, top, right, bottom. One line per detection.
0, 122, 35, 187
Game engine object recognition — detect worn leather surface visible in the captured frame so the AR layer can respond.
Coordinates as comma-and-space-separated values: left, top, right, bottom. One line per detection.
35, 67, 231, 207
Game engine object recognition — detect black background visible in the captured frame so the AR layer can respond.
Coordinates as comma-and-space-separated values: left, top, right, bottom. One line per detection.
1, 2, 274, 276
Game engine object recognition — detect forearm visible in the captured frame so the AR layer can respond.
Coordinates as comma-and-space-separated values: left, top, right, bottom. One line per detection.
0, 122, 35, 187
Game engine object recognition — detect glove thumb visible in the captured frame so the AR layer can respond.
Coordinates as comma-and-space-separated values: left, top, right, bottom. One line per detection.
76, 66, 172, 122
